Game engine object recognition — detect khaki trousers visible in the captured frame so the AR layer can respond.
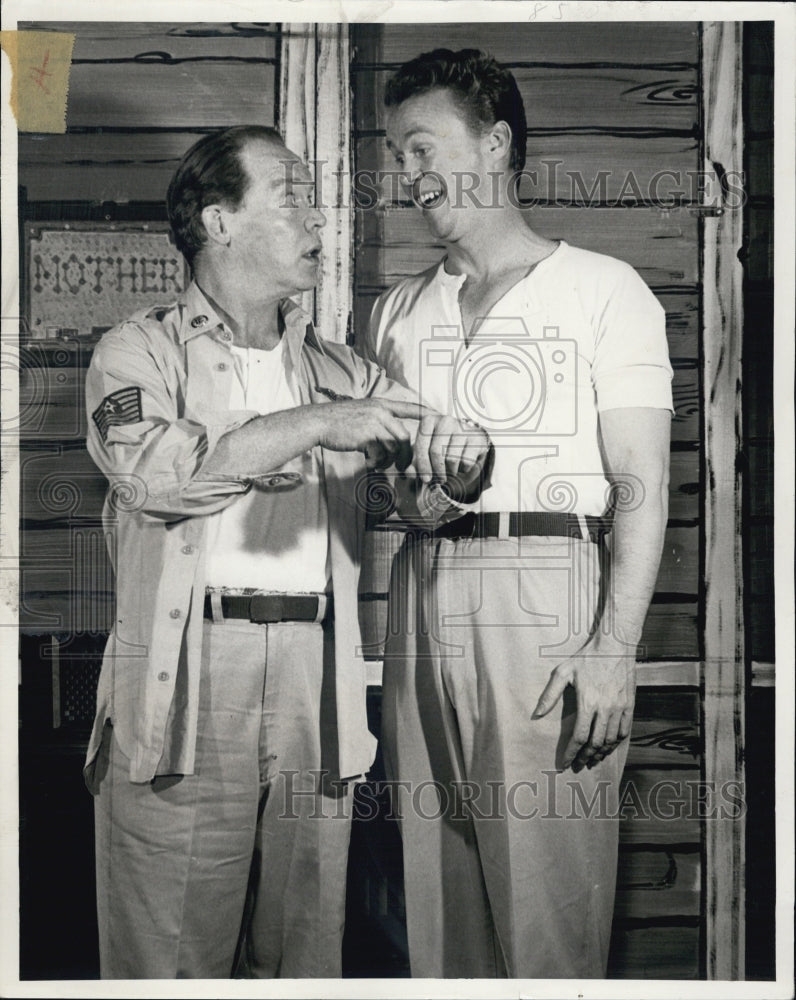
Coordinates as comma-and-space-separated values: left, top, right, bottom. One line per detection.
382, 535, 630, 978
93, 619, 354, 978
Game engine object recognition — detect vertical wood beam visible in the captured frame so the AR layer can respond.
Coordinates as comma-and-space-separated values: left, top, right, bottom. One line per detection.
278, 23, 316, 320
278, 23, 316, 168
701, 20, 745, 981
279, 23, 352, 343
315, 25, 352, 345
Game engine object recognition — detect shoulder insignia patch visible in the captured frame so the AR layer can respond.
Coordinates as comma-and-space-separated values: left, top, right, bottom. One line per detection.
92, 386, 143, 442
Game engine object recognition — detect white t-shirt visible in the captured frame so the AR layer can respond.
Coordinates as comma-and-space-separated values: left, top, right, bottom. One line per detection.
204, 336, 330, 592
365, 241, 674, 516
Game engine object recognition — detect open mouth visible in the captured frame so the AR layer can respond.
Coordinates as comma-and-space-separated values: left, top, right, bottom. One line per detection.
413, 175, 447, 210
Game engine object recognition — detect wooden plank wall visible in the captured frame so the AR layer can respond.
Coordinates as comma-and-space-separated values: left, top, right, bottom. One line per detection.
17, 22, 279, 633
18, 22, 278, 202
351, 22, 702, 665
349, 22, 703, 979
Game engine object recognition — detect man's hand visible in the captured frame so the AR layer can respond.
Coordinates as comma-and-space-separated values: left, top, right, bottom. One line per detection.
412, 414, 493, 502
532, 638, 637, 770
316, 397, 434, 470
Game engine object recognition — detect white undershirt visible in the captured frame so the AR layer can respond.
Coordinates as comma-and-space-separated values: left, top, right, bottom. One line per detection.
204, 336, 330, 592
368, 243, 673, 516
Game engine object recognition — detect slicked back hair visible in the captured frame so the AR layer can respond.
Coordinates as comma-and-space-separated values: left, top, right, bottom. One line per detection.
384, 48, 527, 174
167, 125, 284, 268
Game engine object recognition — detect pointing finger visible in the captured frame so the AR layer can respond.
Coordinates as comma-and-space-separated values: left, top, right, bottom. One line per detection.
372, 398, 439, 423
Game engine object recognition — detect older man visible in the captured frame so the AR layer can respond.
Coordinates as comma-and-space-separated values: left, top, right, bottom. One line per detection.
363, 50, 673, 978
84, 124, 489, 979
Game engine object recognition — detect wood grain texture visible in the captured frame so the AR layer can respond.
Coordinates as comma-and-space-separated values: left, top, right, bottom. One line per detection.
701, 20, 745, 981
668, 450, 700, 522
279, 23, 317, 321
279, 23, 315, 172
607, 923, 700, 979
614, 850, 700, 919
63, 62, 275, 130
654, 526, 698, 595
280, 23, 353, 342
635, 661, 700, 686
671, 364, 700, 442
18, 25, 278, 195
355, 66, 697, 134
315, 25, 353, 345
352, 22, 698, 69
19, 132, 205, 203
356, 206, 699, 288
19, 364, 88, 440
658, 291, 699, 358
627, 721, 699, 770
640, 604, 699, 661
618, 766, 700, 845
20, 21, 278, 59
19, 575, 113, 635
20, 447, 105, 522
24, 25, 275, 127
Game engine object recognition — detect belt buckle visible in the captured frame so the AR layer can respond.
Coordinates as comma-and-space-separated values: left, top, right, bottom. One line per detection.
250, 594, 283, 623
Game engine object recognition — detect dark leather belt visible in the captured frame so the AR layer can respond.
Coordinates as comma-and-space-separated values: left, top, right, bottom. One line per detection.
422, 511, 612, 542
203, 593, 332, 623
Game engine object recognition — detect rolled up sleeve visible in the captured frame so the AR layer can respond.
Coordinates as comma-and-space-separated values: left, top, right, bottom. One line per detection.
87, 326, 257, 519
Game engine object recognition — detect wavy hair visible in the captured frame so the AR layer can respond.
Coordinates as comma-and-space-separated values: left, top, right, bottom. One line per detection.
384, 48, 527, 173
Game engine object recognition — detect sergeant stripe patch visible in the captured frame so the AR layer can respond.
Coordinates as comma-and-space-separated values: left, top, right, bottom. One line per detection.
92, 386, 143, 442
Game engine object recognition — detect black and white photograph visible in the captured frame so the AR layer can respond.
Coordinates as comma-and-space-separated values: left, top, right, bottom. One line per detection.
0, 1, 793, 996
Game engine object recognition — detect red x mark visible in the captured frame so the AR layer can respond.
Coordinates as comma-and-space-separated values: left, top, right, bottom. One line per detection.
30, 50, 52, 93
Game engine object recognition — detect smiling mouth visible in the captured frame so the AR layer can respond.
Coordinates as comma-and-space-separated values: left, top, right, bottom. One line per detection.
412, 175, 447, 210
419, 189, 444, 208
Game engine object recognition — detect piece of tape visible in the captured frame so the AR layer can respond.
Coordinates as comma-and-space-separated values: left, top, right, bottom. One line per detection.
0, 30, 74, 133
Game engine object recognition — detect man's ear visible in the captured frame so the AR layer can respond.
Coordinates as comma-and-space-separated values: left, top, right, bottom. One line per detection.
485, 121, 513, 168
200, 204, 232, 248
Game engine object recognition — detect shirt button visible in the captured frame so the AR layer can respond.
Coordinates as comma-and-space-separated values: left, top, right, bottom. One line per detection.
158, 671, 170, 682
170, 608, 181, 619
216, 362, 228, 372
181, 545, 193, 555
190, 315, 208, 328
221, 330, 232, 342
